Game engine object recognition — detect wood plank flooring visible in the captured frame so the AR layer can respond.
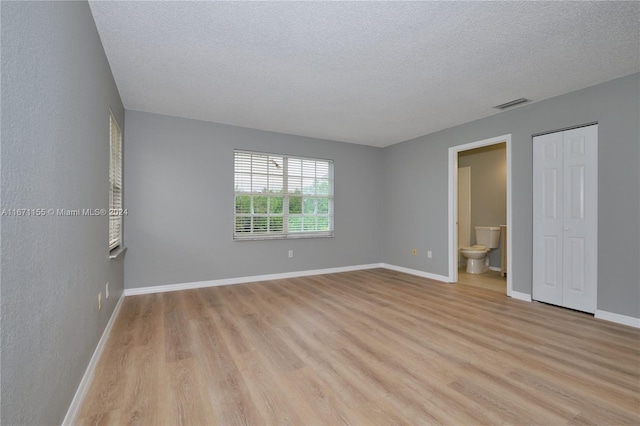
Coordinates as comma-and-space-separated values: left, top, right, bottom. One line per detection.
457, 267, 507, 293
77, 269, 640, 425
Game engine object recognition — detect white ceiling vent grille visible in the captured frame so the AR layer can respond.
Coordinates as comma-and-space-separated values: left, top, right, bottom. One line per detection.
493, 98, 531, 110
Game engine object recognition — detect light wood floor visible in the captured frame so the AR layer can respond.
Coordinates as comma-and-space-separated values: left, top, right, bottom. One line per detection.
78, 269, 640, 425
457, 267, 507, 293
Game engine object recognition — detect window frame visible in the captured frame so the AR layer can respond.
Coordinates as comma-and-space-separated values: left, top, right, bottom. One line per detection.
233, 150, 334, 241
109, 111, 123, 251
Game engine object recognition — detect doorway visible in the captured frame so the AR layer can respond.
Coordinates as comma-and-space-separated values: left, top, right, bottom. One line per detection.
448, 134, 513, 297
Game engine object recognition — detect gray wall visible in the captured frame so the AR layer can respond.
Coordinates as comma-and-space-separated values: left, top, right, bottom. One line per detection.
124, 110, 382, 289
1, 2, 125, 424
382, 72, 640, 318
459, 144, 507, 267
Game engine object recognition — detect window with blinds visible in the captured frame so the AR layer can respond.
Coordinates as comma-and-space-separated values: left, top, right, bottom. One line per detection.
234, 150, 334, 240
109, 112, 123, 250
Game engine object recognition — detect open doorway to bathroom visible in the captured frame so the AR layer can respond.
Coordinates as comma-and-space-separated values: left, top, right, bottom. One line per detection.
448, 135, 513, 296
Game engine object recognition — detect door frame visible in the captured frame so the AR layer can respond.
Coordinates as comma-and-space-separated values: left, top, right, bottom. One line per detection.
448, 134, 513, 297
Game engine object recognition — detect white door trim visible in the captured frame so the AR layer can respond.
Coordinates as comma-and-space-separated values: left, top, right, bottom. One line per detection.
448, 134, 513, 297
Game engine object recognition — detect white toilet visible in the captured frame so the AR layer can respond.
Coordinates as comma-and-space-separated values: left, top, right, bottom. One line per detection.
460, 226, 501, 274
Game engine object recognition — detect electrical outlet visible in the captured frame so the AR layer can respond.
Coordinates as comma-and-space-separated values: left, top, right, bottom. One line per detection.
98, 292, 102, 310
288, 250, 293, 258
412, 249, 417, 256
105, 282, 109, 299
427, 250, 433, 259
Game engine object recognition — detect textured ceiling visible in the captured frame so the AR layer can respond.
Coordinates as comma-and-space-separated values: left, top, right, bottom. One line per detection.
89, 1, 639, 147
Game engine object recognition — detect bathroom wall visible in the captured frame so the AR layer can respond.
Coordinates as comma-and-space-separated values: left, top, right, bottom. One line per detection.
458, 143, 507, 268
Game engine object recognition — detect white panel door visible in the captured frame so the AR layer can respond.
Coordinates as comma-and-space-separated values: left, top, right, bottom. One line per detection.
562, 126, 597, 313
533, 132, 564, 306
533, 125, 598, 314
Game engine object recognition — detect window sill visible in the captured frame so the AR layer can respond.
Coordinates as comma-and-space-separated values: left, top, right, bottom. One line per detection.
234, 233, 334, 242
109, 246, 127, 259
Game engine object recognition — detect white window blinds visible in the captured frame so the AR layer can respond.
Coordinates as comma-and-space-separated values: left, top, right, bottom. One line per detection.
234, 150, 334, 240
109, 112, 123, 250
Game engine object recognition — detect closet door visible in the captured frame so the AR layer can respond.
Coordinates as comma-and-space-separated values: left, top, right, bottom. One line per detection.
533, 125, 598, 313
533, 131, 564, 307
561, 126, 598, 313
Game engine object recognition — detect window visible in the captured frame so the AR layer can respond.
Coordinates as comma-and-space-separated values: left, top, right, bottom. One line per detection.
234, 150, 334, 240
109, 112, 123, 250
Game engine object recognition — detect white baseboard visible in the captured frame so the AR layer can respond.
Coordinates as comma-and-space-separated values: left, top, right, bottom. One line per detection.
380, 263, 450, 283
124, 263, 454, 296
510, 291, 532, 302
595, 310, 640, 328
489, 266, 501, 272
62, 292, 125, 425
124, 263, 384, 296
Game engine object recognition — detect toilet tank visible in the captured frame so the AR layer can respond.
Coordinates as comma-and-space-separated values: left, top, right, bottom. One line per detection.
475, 226, 501, 248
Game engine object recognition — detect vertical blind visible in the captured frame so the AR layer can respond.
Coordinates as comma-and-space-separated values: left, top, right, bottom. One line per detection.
109, 112, 122, 250
234, 150, 334, 239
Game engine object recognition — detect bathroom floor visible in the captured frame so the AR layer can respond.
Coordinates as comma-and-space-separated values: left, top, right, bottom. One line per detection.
457, 266, 506, 293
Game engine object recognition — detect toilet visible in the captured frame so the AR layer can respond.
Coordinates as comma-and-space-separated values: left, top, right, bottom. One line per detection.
460, 226, 501, 274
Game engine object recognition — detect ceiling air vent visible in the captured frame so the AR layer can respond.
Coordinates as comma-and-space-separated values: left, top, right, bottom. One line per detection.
493, 98, 530, 110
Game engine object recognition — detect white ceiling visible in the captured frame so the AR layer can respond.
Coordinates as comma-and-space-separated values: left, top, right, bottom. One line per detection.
89, 1, 639, 147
